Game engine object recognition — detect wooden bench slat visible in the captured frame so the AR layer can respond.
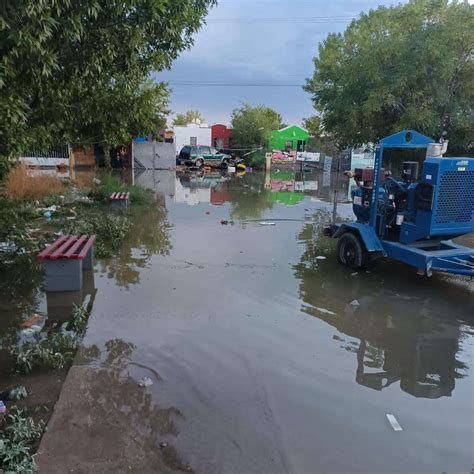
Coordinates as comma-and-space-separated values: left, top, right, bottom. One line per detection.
50, 236, 78, 260
77, 235, 97, 260
38, 235, 69, 259
63, 235, 88, 259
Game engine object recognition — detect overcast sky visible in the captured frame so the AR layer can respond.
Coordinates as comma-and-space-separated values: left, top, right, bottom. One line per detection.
154, 0, 413, 126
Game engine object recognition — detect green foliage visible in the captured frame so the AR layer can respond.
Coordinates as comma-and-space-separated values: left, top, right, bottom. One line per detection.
95, 174, 147, 204
248, 152, 266, 169
230, 103, 283, 152
60, 209, 131, 259
0, 408, 43, 473
0, 0, 217, 157
173, 110, 205, 126
305, 0, 474, 153
302, 116, 322, 138
12, 305, 91, 374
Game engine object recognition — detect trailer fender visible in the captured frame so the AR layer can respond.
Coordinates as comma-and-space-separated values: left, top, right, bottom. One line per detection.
333, 223, 386, 255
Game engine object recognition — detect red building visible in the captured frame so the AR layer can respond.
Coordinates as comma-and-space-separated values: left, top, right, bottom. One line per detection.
211, 124, 232, 150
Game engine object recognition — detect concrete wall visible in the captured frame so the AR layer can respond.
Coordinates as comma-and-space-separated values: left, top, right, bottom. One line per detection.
173, 124, 212, 154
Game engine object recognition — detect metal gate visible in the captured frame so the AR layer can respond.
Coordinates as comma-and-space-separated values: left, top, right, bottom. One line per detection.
132, 141, 176, 171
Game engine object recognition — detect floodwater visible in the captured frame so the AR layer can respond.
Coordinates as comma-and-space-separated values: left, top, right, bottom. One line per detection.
4, 169, 474, 473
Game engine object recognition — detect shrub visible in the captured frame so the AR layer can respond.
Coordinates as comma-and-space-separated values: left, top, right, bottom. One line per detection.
248, 152, 266, 169
95, 174, 146, 204
5, 165, 65, 200
0, 408, 43, 473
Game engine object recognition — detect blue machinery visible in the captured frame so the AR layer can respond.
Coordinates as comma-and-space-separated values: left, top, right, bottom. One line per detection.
325, 130, 474, 277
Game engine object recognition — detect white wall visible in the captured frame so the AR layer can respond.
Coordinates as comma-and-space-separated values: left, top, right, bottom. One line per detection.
173, 123, 212, 154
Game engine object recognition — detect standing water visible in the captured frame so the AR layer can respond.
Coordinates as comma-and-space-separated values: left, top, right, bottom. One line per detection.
4, 169, 472, 473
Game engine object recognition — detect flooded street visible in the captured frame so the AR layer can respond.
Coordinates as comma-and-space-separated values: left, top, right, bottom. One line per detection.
28, 170, 474, 473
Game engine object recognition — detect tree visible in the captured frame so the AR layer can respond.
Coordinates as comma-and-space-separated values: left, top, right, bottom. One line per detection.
173, 110, 205, 126
304, 0, 474, 154
0, 0, 216, 162
302, 116, 322, 138
230, 103, 283, 151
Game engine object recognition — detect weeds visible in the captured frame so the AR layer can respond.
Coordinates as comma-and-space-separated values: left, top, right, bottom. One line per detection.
59, 208, 131, 258
12, 305, 90, 374
0, 408, 43, 473
5, 164, 65, 200
94, 174, 147, 204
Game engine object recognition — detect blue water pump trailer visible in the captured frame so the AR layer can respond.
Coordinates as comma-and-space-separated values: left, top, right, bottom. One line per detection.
325, 130, 474, 277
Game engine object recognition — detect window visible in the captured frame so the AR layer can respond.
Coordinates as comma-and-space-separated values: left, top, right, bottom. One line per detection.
200, 146, 211, 154
190, 137, 197, 146
210, 147, 218, 155
190, 147, 198, 155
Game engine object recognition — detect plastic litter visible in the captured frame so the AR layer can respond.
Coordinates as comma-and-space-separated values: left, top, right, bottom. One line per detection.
21, 313, 44, 328
351, 272, 358, 276
350, 299, 360, 307
160, 442, 168, 448
386, 414, 403, 431
0, 401, 6, 414
138, 376, 153, 388
315, 256, 327, 260
227, 166, 236, 173
259, 222, 276, 226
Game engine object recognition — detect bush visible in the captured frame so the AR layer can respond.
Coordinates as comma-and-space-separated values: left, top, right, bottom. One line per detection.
95, 174, 146, 204
60, 208, 131, 258
0, 408, 43, 473
248, 152, 266, 169
5, 165, 65, 200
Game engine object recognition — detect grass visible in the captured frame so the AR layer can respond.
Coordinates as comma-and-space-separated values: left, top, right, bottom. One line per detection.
94, 174, 147, 204
5, 164, 65, 200
0, 408, 44, 473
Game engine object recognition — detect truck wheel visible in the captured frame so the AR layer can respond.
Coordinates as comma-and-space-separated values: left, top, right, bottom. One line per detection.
196, 158, 204, 168
221, 158, 229, 169
337, 233, 368, 269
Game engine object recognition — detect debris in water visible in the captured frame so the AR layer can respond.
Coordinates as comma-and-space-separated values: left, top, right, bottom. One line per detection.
205, 211, 210, 215
315, 256, 326, 260
386, 414, 403, 431
351, 272, 358, 276
350, 299, 360, 307
160, 441, 168, 448
220, 220, 229, 225
259, 222, 276, 226
0, 386, 28, 401
138, 376, 153, 388
314, 307, 336, 316
20, 314, 44, 328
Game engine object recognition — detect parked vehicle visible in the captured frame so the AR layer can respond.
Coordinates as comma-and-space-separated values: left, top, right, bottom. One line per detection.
178, 145, 231, 168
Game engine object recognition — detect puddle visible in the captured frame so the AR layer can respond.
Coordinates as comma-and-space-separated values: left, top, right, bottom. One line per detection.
1, 169, 473, 473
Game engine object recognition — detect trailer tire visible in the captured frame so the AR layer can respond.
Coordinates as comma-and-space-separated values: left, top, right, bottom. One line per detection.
337, 232, 368, 269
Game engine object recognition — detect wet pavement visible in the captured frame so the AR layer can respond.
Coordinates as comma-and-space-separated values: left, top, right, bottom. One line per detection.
16, 169, 474, 472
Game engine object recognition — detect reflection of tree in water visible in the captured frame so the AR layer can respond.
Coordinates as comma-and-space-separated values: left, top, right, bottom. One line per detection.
73, 338, 194, 472
99, 195, 172, 288
294, 222, 471, 399
227, 173, 274, 221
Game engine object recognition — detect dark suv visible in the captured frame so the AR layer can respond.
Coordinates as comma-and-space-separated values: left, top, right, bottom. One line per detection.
178, 145, 231, 168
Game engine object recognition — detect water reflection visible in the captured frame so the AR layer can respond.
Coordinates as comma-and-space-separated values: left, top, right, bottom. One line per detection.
99, 194, 172, 288
294, 222, 472, 399
40, 338, 193, 473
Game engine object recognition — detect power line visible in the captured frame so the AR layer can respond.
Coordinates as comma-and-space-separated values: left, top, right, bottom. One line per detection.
169, 81, 303, 87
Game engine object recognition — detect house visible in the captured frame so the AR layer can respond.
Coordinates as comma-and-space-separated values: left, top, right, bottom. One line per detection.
211, 124, 232, 150
173, 121, 212, 154
269, 125, 309, 152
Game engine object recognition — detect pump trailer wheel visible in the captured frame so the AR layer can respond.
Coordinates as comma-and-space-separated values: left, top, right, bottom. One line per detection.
337, 232, 368, 269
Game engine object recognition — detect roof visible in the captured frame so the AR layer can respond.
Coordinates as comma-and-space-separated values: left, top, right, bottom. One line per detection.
277, 125, 309, 133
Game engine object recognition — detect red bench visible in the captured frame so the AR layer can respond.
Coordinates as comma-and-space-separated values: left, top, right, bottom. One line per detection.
38, 235, 96, 292
110, 192, 130, 211
110, 192, 130, 201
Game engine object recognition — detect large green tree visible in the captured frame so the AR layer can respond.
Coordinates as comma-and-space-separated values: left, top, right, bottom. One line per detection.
0, 0, 216, 160
230, 103, 283, 151
172, 110, 205, 126
304, 0, 474, 154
